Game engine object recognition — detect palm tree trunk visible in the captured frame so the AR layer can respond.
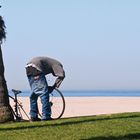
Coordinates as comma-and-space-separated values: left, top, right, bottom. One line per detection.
0, 47, 13, 122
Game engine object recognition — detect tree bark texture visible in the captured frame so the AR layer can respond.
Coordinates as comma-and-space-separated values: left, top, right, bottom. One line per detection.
0, 47, 14, 122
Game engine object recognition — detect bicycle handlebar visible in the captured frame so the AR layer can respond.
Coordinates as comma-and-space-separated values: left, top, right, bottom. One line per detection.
11, 89, 22, 95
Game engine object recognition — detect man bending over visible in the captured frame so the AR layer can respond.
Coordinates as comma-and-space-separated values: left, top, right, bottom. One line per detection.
25, 56, 65, 121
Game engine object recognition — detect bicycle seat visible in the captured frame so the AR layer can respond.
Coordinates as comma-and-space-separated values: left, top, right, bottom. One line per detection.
11, 89, 22, 95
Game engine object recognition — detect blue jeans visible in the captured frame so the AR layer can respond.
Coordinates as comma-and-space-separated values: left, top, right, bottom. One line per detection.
28, 74, 51, 119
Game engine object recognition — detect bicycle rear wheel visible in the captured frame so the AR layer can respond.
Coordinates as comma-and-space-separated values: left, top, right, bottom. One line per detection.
49, 88, 65, 120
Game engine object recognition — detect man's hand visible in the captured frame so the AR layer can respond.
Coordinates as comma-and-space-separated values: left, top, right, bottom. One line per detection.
48, 84, 56, 93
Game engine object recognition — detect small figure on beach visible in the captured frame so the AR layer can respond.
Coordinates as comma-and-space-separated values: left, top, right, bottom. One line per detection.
25, 56, 65, 121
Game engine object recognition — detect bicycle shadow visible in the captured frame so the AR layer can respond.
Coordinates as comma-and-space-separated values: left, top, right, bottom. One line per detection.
81, 133, 140, 140
0, 113, 139, 132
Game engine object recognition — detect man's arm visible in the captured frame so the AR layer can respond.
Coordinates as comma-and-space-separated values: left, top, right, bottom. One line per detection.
55, 77, 64, 88
48, 76, 64, 93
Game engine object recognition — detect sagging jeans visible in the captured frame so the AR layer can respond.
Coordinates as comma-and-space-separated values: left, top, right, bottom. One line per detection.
28, 74, 51, 119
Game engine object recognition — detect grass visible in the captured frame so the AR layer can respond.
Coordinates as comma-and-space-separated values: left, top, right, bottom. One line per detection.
0, 112, 140, 140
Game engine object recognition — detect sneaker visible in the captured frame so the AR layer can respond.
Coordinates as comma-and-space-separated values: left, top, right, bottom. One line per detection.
41, 117, 53, 121
30, 117, 41, 122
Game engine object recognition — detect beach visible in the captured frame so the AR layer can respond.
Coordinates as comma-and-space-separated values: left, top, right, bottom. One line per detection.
10, 97, 140, 120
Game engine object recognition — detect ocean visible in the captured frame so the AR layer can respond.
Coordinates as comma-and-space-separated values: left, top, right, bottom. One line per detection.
9, 90, 140, 97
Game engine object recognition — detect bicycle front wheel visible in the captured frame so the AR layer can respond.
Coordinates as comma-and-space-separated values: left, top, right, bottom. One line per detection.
49, 88, 65, 120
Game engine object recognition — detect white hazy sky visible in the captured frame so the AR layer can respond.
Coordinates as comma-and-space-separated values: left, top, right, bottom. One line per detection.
0, 0, 140, 91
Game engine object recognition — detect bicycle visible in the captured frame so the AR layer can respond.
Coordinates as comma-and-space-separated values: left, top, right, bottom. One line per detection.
9, 88, 65, 122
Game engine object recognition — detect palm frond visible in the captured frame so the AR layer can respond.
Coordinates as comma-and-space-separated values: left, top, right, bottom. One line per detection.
0, 16, 6, 44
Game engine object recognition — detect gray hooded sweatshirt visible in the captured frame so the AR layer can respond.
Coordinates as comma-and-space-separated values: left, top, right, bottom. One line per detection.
25, 56, 65, 87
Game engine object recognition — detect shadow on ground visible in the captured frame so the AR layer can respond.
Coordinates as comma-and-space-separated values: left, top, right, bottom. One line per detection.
0, 113, 140, 132
82, 133, 140, 140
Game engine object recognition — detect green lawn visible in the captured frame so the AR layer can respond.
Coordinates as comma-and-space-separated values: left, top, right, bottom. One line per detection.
0, 112, 140, 140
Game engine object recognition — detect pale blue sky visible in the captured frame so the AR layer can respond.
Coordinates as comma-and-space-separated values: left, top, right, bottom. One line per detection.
0, 0, 140, 91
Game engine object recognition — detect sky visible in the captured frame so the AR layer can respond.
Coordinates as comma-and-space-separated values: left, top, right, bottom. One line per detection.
0, 0, 140, 91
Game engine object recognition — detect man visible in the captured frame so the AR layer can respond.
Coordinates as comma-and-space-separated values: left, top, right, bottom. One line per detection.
25, 56, 65, 121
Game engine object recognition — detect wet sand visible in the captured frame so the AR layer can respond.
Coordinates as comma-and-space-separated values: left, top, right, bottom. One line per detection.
10, 97, 140, 120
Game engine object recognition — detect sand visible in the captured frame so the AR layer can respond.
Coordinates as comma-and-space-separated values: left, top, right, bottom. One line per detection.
9, 97, 140, 120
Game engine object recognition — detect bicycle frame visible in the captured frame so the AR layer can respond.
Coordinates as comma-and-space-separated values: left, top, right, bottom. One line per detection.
9, 89, 30, 121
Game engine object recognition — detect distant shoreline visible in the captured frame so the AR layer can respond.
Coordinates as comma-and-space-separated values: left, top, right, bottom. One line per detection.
9, 90, 140, 97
